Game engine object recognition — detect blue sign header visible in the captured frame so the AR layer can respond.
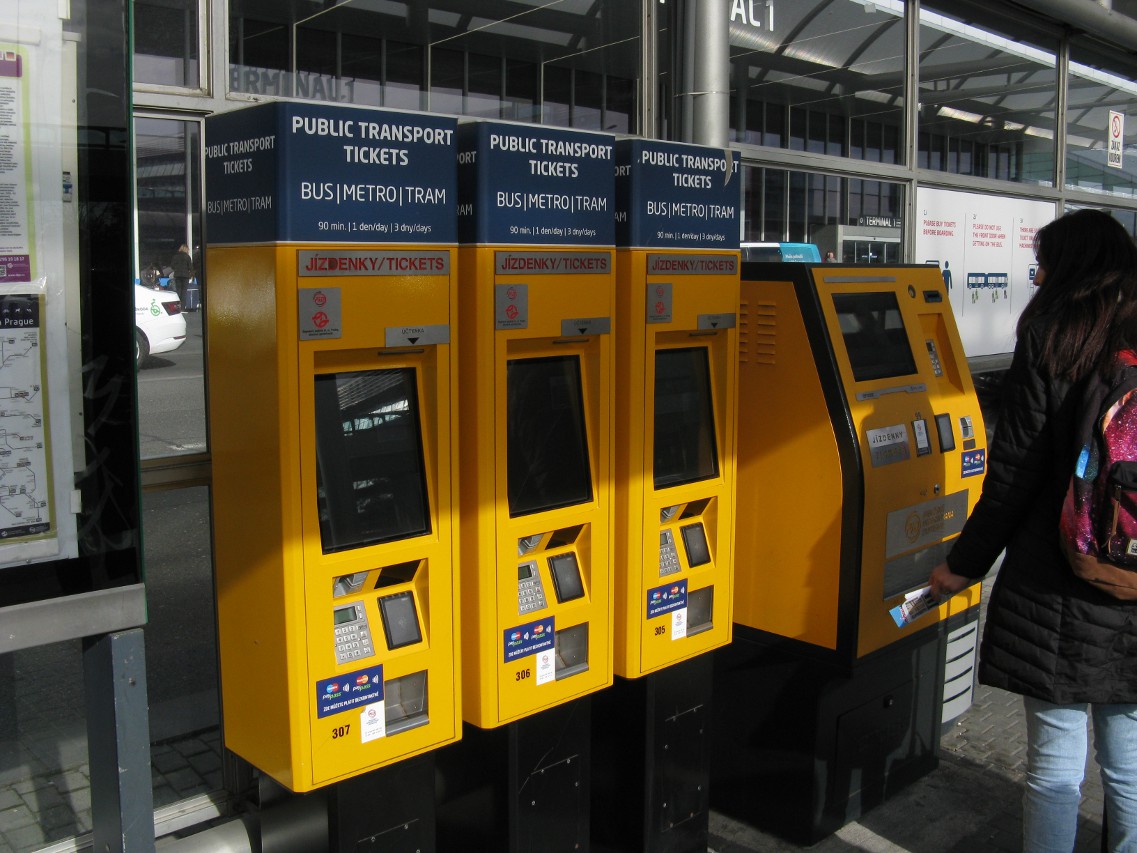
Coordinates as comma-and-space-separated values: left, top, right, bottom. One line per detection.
205, 102, 457, 245
458, 121, 615, 246
615, 139, 740, 250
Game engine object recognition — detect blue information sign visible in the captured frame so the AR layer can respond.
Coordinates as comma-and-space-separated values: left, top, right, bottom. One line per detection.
615, 139, 740, 250
457, 121, 615, 246
315, 665, 384, 718
503, 617, 556, 663
205, 102, 457, 245
647, 579, 689, 620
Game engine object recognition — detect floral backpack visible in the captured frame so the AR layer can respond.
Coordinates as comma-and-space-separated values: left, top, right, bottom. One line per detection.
1059, 349, 1137, 600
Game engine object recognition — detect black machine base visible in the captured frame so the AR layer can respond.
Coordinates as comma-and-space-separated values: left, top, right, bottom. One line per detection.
710, 628, 943, 845
592, 654, 714, 853
435, 698, 592, 853
256, 752, 436, 853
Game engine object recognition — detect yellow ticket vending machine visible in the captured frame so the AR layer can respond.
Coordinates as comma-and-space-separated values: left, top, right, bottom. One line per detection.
205, 102, 460, 850
592, 139, 740, 853
710, 262, 985, 844
434, 120, 615, 853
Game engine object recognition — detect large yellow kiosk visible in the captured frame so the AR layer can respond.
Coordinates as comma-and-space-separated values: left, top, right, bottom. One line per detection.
435, 120, 615, 853
711, 262, 985, 843
205, 102, 460, 850
592, 139, 740, 853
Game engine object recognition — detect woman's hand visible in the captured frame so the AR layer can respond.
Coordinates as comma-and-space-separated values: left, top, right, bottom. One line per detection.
929, 561, 972, 598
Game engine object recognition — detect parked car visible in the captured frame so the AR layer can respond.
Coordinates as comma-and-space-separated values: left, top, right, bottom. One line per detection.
135, 284, 186, 365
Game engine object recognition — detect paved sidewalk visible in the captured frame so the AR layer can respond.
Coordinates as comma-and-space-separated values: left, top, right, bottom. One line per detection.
708, 572, 1106, 853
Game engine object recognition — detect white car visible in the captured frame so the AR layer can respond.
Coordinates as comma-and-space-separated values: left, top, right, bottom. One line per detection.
135, 284, 187, 365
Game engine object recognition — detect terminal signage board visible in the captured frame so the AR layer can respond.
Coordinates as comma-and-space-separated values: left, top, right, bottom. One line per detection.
205, 102, 457, 245
615, 139, 740, 250
457, 121, 615, 246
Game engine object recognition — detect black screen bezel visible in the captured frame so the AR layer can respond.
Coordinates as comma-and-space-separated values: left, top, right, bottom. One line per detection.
653, 346, 720, 490
313, 367, 432, 554
832, 291, 919, 382
506, 355, 593, 517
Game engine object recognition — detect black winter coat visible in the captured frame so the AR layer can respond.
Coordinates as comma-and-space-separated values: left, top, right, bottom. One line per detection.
947, 323, 1137, 704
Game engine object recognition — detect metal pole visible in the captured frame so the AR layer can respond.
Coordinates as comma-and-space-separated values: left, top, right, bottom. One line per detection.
84, 629, 156, 853
688, 0, 730, 147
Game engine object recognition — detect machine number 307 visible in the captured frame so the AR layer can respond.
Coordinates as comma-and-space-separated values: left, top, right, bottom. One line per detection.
331, 724, 351, 739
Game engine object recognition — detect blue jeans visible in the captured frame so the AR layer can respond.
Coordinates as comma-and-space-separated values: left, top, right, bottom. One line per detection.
1023, 696, 1137, 852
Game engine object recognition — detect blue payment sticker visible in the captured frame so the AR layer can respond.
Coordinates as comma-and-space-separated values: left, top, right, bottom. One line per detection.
316, 665, 383, 718
504, 617, 555, 663
647, 579, 688, 620
961, 449, 986, 478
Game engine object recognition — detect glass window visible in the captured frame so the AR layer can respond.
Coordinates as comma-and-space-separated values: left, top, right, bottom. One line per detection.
919, 5, 1057, 185
229, 12, 290, 98
134, 0, 201, 89
727, 0, 905, 164
134, 117, 206, 460
740, 165, 904, 259
226, 1, 640, 132
1067, 42, 1137, 198
142, 488, 222, 807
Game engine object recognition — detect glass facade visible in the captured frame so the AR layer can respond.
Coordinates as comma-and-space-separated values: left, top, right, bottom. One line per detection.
134, 0, 202, 89
1067, 42, 1137, 198
227, 0, 641, 131
919, 4, 1057, 185
729, 0, 905, 163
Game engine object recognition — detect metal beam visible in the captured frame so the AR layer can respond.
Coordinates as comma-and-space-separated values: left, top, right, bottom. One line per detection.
1016, 0, 1137, 51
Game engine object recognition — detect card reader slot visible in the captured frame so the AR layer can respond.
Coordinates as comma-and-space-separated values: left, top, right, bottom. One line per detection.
935, 413, 956, 453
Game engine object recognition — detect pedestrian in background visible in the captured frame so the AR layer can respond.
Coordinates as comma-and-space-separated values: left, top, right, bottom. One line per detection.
170, 243, 194, 304
928, 208, 1137, 852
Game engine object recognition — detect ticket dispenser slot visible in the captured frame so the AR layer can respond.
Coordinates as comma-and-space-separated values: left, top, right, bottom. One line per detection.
207, 102, 463, 806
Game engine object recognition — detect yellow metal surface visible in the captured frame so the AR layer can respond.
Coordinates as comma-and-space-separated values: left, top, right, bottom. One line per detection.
734, 264, 984, 659
814, 266, 984, 657
458, 245, 615, 728
734, 278, 844, 648
613, 249, 739, 677
208, 244, 461, 792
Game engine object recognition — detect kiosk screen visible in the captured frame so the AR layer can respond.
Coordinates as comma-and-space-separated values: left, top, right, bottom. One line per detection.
314, 368, 431, 554
506, 356, 593, 517
832, 292, 918, 382
654, 347, 719, 489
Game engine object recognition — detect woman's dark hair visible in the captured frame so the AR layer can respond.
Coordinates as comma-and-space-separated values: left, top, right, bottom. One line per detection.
1018, 208, 1137, 381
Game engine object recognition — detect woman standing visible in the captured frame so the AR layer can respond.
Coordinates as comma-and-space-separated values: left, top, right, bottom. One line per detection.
929, 208, 1137, 851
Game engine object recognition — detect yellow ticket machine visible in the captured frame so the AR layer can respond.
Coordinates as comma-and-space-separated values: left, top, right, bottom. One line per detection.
711, 262, 985, 843
592, 139, 740, 853
205, 102, 460, 850
435, 120, 615, 853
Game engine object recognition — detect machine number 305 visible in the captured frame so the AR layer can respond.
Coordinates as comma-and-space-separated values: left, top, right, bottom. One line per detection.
331, 724, 351, 739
